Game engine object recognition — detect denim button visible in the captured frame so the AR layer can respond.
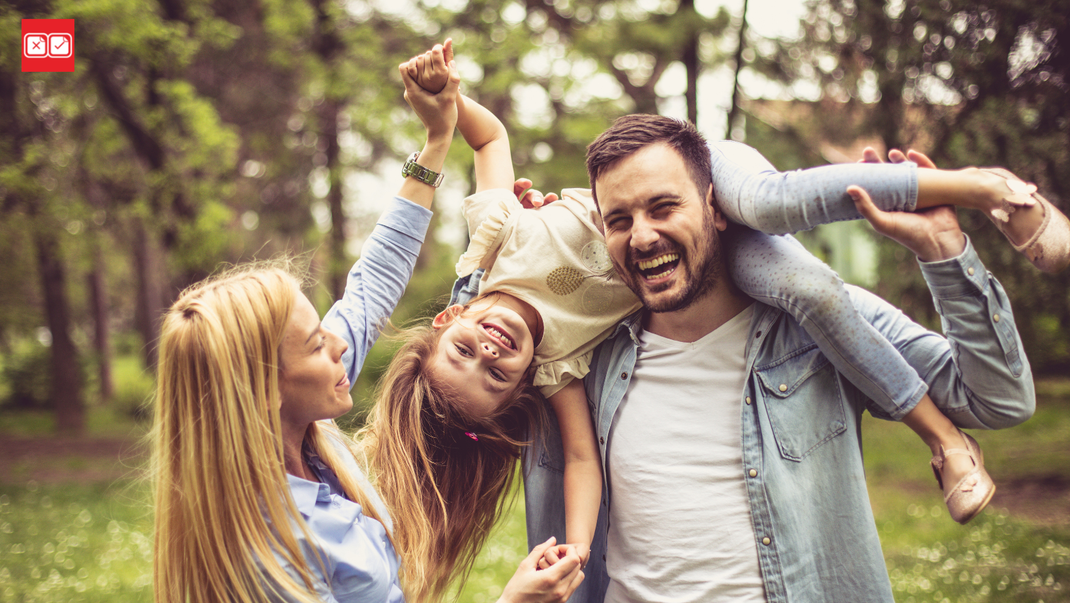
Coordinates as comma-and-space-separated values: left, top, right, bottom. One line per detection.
967, 267, 975, 276
778, 384, 787, 392
748, 469, 758, 477
993, 314, 1000, 322
762, 537, 771, 545
745, 396, 752, 405
620, 372, 628, 380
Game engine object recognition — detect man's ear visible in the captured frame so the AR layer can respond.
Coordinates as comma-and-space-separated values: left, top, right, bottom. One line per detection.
432, 305, 463, 329
706, 183, 729, 232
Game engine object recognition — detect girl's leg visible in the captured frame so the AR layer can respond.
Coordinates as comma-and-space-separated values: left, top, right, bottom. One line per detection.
726, 227, 995, 521
709, 140, 917, 235
904, 394, 996, 524
725, 226, 925, 416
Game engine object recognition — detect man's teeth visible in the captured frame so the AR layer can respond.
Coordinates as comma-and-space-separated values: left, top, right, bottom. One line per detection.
637, 254, 678, 271
486, 326, 513, 348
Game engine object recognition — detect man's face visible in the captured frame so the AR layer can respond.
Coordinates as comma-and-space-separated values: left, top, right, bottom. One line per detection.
595, 142, 728, 313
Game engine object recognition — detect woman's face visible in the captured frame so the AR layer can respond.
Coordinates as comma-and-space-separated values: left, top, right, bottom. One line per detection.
278, 288, 352, 429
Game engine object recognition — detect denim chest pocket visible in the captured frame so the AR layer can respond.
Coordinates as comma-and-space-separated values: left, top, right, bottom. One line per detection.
755, 344, 847, 461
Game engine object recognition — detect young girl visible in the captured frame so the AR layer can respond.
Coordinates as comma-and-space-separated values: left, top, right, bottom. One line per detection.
376, 41, 1066, 586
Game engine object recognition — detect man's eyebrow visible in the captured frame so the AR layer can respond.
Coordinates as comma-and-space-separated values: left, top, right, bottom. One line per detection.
304, 322, 323, 345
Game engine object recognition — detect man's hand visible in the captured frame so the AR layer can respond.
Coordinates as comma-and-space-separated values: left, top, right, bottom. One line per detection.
515, 178, 559, 209
498, 537, 585, 603
850, 148, 966, 262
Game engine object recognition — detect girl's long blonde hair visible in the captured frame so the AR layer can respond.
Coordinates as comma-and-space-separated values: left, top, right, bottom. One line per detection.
152, 263, 388, 602
357, 318, 546, 602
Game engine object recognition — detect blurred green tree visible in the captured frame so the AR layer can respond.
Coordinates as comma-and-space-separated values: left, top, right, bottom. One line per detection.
746, 0, 1069, 373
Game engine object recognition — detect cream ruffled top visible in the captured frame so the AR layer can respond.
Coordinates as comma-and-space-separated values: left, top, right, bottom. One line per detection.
455, 188, 641, 398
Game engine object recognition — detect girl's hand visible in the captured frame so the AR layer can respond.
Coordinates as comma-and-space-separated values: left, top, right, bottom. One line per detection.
536, 543, 589, 571
406, 39, 454, 94
399, 54, 459, 141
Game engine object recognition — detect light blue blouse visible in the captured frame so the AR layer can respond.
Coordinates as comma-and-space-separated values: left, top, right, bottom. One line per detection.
274, 196, 433, 602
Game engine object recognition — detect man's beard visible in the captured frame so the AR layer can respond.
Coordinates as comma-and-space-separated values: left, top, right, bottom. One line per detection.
615, 209, 724, 314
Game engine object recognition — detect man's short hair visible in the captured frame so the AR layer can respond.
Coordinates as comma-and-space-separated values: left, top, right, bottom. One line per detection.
585, 114, 712, 204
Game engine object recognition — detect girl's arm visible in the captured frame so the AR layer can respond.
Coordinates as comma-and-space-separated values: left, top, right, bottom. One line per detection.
455, 93, 515, 192
546, 379, 601, 568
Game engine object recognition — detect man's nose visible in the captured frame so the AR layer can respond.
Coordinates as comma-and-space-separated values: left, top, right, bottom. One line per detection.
630, 216, 659, 250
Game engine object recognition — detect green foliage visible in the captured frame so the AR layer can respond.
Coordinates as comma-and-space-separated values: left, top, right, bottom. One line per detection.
748, 0, 1070, 373
0, 342, 53, 410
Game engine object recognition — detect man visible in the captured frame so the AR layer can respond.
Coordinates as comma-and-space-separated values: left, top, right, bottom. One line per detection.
518, 116, 1034, 602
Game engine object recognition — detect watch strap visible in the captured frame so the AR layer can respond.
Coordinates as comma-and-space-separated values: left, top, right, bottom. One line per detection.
402, 152, 444, 188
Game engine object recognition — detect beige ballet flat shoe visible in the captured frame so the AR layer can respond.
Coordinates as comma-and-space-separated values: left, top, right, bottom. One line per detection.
930, 430, 996, 525
983, 168, 1070, 273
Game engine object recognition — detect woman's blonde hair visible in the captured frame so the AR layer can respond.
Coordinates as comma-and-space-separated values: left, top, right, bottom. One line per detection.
357, 314, 546, 602
152, 262, 388, 602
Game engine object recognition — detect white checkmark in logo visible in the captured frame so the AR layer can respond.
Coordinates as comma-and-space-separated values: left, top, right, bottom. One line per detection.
49, 34, 72, 58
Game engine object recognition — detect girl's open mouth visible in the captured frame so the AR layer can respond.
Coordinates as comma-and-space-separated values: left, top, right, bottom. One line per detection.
482, 323, 516, 350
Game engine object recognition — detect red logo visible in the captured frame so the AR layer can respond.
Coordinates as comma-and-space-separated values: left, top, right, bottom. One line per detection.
22, 19, 75, 73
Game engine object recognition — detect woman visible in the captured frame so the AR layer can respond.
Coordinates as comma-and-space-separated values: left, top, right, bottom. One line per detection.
150, 57, 583, 603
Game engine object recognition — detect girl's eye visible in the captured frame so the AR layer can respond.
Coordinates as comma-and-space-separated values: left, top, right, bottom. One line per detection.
455, 344, 473, 357
489, 367, 507, 382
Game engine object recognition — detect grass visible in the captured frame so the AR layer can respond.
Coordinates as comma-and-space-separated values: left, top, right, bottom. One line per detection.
1, 376, 1067, 602
0, 481, 153, 602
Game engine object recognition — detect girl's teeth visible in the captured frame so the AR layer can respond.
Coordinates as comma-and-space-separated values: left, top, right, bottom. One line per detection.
486, 326, 513, 348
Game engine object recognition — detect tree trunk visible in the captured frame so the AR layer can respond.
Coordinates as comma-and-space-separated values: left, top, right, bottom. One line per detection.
321, 97, 347, 301
133, 218, 164, 371
726, 0, 749, 137
35, 229, 85, 434
88, 248, 113, 402
681, 0, 700, 124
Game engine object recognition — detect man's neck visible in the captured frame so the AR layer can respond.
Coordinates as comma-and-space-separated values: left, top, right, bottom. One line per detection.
643, 281, 752, 343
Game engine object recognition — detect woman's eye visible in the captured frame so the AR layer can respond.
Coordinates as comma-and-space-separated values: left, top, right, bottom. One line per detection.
490, 368, 506, 382
455, 344, 473, 357
314, 335, 326, 351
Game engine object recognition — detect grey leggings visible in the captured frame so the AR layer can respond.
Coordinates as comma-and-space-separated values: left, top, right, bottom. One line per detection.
711, 140, 925, 418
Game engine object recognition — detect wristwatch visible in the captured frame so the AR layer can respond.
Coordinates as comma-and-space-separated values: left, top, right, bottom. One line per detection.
401, 152, 444, 188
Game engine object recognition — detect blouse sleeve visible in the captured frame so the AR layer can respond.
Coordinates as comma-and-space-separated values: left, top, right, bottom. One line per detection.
455, 189, 521, 276
534, 352, 593, 399
322, 196, 433, 387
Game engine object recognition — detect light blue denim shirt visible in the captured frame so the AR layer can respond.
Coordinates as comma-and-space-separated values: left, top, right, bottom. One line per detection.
498, 237, 1035, 603
273, 196, 432, 602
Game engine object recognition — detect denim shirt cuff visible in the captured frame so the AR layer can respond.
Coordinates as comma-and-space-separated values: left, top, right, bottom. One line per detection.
379, 196, 433, 243
917, 234, 987, 298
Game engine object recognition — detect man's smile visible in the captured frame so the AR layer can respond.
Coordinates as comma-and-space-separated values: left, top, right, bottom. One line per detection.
637, 253, 680, 280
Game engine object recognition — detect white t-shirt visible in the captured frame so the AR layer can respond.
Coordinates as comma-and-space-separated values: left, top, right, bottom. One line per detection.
605, 304, 766, 603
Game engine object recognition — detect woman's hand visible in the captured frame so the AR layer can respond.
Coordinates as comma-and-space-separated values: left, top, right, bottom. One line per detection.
399, 53, 459, 142
498, 537, 584, 603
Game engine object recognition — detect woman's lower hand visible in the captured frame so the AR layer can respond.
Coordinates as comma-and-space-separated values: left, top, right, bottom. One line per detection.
499, 537, 584, 603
